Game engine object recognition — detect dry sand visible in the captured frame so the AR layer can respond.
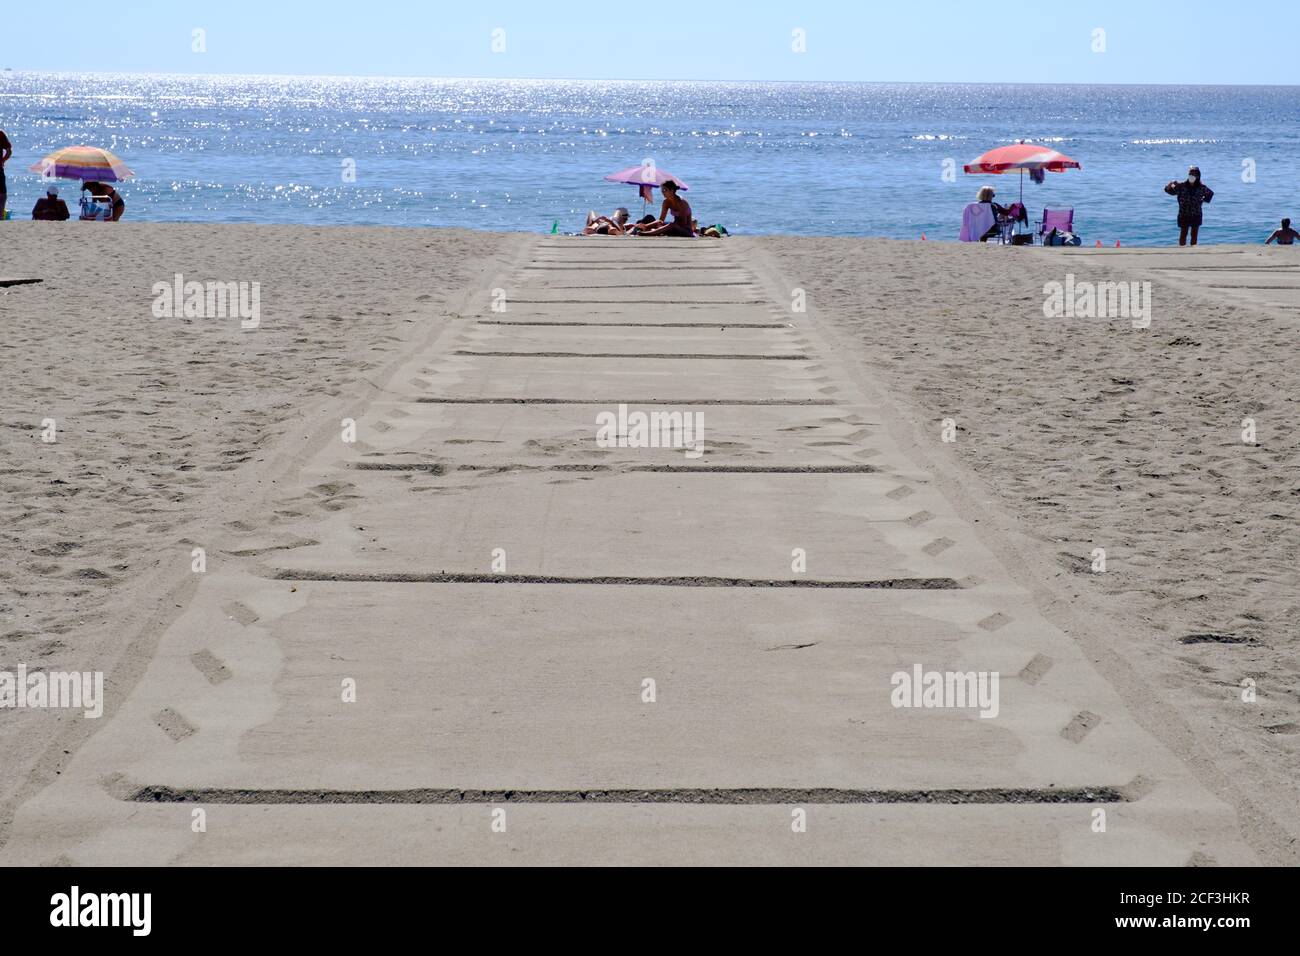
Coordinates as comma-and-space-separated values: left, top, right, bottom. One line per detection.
0, 223, 524, 818
752, 236, 1300, 859
1, 224, 1296, 863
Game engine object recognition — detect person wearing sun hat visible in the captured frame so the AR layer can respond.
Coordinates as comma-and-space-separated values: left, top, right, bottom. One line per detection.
32, 183, 70, 221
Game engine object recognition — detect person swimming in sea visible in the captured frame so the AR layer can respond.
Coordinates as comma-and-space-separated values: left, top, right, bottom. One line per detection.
1265, 218, 1299, 245
636, 180, 693, 237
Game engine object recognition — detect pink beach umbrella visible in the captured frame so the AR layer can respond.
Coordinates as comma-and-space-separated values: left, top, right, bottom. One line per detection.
964, 142, 1080, 203
603, 165, 690, 206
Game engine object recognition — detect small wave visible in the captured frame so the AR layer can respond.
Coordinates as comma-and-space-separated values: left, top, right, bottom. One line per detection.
1130, 138, 1220, 145
998, 136, 1074, 144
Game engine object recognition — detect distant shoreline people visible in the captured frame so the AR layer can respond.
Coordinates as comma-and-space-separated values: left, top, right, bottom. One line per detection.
32, 184, 70, 221
0, 128, 11, 220
1164, 166, 1213, 246
584, 207, 630, 235
580, 181, 719, 238
1265, 218, 1299, 245
636, 180, 694, 237
960, 185, 1006, 242
624, 214, 656, 235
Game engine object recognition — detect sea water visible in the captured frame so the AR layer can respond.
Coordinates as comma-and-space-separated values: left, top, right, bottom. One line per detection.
2, 72, 1297, 245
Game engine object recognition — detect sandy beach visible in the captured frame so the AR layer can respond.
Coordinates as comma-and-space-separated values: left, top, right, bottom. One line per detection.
1, 223, 1296, 864
753, 237, 1300, 860
0, 223, 524, 822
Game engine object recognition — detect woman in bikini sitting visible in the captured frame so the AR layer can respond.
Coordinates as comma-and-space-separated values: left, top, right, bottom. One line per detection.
636, 180, 693, 237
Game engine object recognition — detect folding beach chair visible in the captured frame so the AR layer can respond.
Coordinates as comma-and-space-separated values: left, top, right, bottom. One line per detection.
79, 192, 114, 221
1038, 207, 1075, 244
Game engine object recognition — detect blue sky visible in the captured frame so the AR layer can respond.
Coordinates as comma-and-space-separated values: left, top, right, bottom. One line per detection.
3, 1, 1296, 84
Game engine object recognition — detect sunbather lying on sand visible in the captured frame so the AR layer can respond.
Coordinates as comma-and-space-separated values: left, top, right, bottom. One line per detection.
584, 207, 630, 235
636, 181, 694, 237
693, 219, 728, 238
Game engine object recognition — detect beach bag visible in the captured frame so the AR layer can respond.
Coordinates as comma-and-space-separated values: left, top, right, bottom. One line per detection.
1045, 229, 1082, 247
79, 194, 113, 221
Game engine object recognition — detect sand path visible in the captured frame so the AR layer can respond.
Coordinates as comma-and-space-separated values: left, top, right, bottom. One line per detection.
0, 237, 1259, 865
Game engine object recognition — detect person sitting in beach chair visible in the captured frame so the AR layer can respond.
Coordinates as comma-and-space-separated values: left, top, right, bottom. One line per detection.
960, 195, 994, 242
584, 207, 630, 235
960, 186, 1010, 242
1265, 218, 1299, 245
32, 184, 70, 221
636, 180, 694, 237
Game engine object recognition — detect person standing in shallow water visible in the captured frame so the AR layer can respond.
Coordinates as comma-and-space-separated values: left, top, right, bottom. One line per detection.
0, 129, 12, 220
1164, 166, 1213, 246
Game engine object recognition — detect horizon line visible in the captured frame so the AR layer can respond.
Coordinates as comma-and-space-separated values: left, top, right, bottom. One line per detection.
5, 68, 1300, 89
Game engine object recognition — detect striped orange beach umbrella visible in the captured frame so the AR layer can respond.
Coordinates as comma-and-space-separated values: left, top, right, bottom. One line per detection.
29, 145, 134, 182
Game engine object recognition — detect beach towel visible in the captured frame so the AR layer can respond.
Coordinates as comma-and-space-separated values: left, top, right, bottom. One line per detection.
960, 202, 995, 242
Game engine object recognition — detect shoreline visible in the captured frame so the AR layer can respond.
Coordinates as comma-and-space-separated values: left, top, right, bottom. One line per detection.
2, 218, 1285, 248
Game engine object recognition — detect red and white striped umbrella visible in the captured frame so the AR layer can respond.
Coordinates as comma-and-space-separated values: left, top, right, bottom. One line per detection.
964, 143, 1080, 203
963, 143, 1081, 175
